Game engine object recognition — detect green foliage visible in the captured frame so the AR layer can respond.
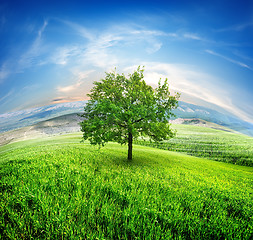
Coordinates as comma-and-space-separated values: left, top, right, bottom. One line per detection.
136, 124, 253, 166
0, 134, 252, 239
80, 66, 179, 159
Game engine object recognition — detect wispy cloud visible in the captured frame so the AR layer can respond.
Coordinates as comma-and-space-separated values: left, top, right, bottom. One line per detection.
50, 46, 80, 65
57, 70, 94, 93
205, 49, 252, 70
17, 20, 178, 71
57, 82, 82, 93
60, 20, 94, 41
38, 20, 48, 38
3, 20, 173, 85
51, 96, 84, 104
183, 33, 203, 41
181, 32, 217, 45
128, 28, 167, 54
0, 63, 10, 83
18, 20, 48, 70
232, 50, 253, 62
61, 21, 177, 68
0, 89, 14, 103
217, 22, 253, 32
83, 33, 122, 68
146, 42, 162, 54
0, 20, 49, 84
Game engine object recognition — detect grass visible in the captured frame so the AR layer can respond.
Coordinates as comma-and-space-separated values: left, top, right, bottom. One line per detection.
0, 132, 253, 239
136, 124, 253, 166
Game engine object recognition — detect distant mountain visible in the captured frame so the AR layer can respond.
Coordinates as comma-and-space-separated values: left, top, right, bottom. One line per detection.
0, 101, 86, 133
0, 100, 253, 137
0, 113, 82, 146
173, 101, 253, 137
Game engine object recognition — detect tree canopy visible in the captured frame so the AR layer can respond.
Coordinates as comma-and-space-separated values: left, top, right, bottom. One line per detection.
80, 67, 180, 160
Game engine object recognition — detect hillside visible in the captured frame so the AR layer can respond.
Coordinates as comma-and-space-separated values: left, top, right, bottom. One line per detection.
137, 124, 253, 166
0, 101, 85, 133
1, 112, 252, 164
1, 101, 253, 137
1, 114, 252, 167
173, 101, 253, 137
1, 114, 235, 147
169, 118, 239, 133
0, 113, 81, 146
0, 133, 252, 239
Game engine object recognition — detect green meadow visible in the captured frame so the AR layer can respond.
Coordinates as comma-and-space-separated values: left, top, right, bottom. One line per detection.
0, 130, 253, 239
137, 124, 253, 166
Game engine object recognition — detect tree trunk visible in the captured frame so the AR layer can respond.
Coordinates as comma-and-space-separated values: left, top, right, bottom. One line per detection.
128, 131, 133, 160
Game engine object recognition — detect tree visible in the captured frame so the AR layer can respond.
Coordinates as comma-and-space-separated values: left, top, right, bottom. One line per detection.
80, 66, 180, 160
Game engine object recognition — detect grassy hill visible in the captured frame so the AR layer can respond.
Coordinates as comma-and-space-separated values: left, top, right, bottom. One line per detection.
0, 133, 252, 239
136, 124, 253, 166
1, 113, 252, 167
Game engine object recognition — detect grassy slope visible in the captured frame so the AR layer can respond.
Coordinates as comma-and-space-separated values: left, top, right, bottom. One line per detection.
136, 124, 253, 166
0, 133, 253, 239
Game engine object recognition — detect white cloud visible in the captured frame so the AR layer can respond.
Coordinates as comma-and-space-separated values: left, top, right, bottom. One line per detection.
130, 29, 165, 36
181, 32, 215, 44
14, 21, 177, 72
50, 46, 80, 65
57, 70, 94, 93
146, 42, 162, 54
18, 20, 48, 70
60, 20, 94, 41
0, 63, 9, 82
125, 28, 167, 54
183, 33, 202, 41
0, 21, 49, 84
83, 33, 122, 68
58, 22, 174, 68
0, 89, 14, 103
38, 20, 48, 38
217, 22, 253, 32
205, 49, 252, 70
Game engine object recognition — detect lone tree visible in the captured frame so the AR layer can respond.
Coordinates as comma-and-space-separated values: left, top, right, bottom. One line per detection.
80, 67, 180, 160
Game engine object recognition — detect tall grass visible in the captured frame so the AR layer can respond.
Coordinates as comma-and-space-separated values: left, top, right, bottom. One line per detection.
0, 133, 252, 239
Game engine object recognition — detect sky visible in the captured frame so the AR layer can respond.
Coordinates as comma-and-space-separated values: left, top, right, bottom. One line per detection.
0, 0, 253, 123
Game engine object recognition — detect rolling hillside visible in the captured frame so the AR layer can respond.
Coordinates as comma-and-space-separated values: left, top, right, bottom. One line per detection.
1, 101, 253, 136
0, 113, 81, 146
0, 101, 85, 133
0, 133, 252, 239
137, 124, 253, 166
1, 113, 252, 167
0, 114, 231, 146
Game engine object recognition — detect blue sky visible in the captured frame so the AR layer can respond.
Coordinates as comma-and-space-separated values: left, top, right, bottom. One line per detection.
0, 0, 253, 123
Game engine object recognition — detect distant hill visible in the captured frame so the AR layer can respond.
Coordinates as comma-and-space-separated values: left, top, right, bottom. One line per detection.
169, 118, 239, 134
173, 101, 253, 136
0, 100, 253, 137
0, 101, 86, 133
0, 113, 81, 146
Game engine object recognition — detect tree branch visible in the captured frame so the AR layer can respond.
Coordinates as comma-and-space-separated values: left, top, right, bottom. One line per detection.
133, 118, 144, 123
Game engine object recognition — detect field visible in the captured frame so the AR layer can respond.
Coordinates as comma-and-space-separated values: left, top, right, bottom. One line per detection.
0, 131, 252, 239
136, 124, 253, 166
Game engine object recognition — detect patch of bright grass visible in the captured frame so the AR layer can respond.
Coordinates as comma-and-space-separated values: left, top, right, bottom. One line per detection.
0, 133, 252, 239
136, 124, 253, 166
